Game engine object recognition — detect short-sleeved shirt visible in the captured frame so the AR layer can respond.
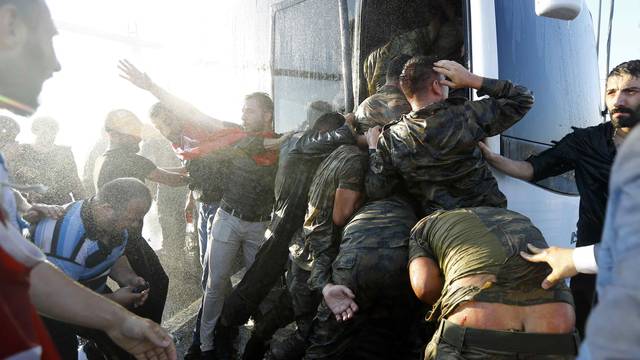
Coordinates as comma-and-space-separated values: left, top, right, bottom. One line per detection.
94, 146, 157, 190
410, 207, 573, 321
526, 122, 615, 247
292, 145, 367, 290
31, 199, 127, 292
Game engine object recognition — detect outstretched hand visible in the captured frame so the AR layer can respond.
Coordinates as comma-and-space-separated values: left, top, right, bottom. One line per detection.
322, 284, 359, 322
433, 60, 483, 89
520, 244, 577, 289
106, 315, 177, 360
118, 60, 154, 91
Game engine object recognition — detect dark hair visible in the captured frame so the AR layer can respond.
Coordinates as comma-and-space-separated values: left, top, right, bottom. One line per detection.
400, 55, 440, 97
0, 115, 20, 141
386, 54, 413, 82
607, 60, 640, 80
149, 102, 181, 126
245, 92, 274, 114
311, 112, 345, 132
97, 178, 152, 213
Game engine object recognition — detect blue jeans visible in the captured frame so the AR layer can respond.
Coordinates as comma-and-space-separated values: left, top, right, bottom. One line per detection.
191, 201, 218, 350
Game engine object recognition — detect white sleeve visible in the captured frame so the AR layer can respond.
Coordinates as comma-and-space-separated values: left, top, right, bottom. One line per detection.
573, 245, 598, 274
0, 222, 46, 268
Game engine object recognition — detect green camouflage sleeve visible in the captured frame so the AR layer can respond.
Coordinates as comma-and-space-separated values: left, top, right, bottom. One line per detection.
308, 231, 340, 291
466, 78, 534, 139
365, 131, 401, 200
337, 155, 367, 192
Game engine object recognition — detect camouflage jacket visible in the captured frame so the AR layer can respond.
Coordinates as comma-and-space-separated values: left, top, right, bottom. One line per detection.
366, 78, 534, 216
290, 145, 367, 291
355, 85, 411, 132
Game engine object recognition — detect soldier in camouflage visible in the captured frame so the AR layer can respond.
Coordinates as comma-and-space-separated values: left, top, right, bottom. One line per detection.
272, 143, 368, 359
363, 2, 463, 97
355, 54, 412, 133
366, 56, 534, 216
409, 207, 577, 359
303, 196, 421, 360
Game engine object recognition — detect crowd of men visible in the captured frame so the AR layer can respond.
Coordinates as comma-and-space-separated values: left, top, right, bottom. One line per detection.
1, 1, 640, 360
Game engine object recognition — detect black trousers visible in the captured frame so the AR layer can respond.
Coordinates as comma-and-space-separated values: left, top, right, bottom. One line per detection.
219, 218, 303, 327
125, 231, 169, 324
570, 273, 596, 339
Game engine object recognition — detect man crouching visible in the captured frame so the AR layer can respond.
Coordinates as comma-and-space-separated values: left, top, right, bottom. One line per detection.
409, 207, 577, 359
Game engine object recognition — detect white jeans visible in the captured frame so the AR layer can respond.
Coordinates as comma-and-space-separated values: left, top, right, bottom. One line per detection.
199, 208, 268, 351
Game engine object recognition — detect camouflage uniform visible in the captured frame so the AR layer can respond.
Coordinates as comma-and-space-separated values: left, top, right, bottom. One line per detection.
304, 197, 421, 360
364, 21, 463, 96
292, 144, 368, 291
409, 207, 576, 359
274, 144, 367, 357
366, 78, 534, 216
354, 85, 411, 133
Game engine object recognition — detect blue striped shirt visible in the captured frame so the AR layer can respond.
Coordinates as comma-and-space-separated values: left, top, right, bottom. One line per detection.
32, 200, 127, 292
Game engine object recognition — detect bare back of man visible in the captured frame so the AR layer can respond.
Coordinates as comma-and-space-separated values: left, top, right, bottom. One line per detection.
447, 274, 575, 333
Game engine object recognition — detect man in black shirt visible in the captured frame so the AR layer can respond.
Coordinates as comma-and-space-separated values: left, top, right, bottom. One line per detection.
214, 113, 357, 359
479, 59, 640, 336
95, 109, 188, 325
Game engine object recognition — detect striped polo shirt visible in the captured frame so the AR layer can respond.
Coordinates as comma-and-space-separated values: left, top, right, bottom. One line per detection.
31, 200, 128, 293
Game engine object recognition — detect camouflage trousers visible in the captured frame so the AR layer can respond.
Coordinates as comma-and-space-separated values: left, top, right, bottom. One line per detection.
303, 247, 422, 360
426, 320, 578, 360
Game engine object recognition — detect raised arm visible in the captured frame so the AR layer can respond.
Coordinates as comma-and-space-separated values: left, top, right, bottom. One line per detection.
118, 59, 225, 132
434, 60, 534, 138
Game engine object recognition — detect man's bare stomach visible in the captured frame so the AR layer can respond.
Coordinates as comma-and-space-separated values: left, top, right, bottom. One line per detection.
446, 274, 575, 333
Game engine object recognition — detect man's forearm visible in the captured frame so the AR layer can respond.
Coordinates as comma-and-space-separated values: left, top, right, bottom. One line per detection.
110, 256, 139, 286
487, 154, 534, 181
30, 262, 128, 330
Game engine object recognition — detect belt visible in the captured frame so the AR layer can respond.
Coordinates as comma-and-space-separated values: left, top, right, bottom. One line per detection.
438, 319, 579, 355
219, 201, 270, 222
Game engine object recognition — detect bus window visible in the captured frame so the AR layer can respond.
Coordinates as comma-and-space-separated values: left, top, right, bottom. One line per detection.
272, 0, 355, 132
354, 0, 465, 105
495, 0, 600, 195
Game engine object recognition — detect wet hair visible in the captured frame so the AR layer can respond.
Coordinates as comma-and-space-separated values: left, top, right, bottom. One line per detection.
0, 115, 19, 142
306, 100, 333, 123
31, 116, 59, 136
245, 92, 274, 114
96, 178, 152, 214
386, 54, 413, 82
607, 60, 640, 80
149, 102, 181, 126
400, 55, 440, 97
311, 112, 345, 132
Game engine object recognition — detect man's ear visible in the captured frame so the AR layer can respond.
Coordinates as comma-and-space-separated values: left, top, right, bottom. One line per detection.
0, 4, 25, 50
94, 202, 114, 218
431, 79, 443, 98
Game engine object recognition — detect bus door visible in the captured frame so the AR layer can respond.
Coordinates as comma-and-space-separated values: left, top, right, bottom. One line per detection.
469, 0, 601, 247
